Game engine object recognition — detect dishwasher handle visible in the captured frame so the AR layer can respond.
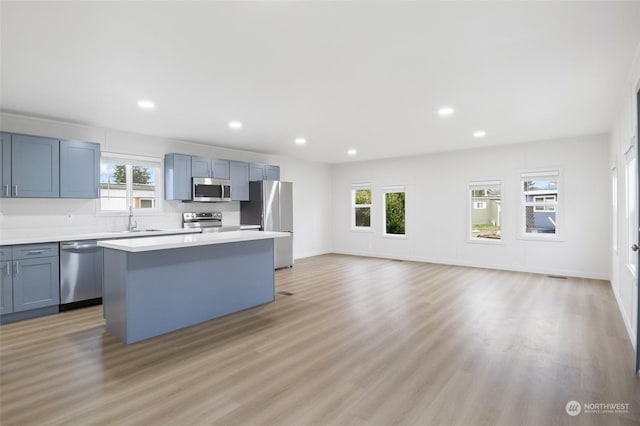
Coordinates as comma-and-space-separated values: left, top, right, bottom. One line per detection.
61, 241, 100, 251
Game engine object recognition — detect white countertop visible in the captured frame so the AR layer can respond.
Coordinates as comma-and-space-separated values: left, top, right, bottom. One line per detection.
98, 230, 290, 252
0, 228, 201, 246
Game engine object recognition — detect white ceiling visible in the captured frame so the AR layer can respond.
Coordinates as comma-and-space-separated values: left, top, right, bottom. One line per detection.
2, 1, 640, 164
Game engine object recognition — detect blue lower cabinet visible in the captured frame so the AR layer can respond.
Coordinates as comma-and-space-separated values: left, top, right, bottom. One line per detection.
12, 256, 59, 312
1, 243, 60, 321
103, 238, 275, 343
0, 261, 13, 314
0, 246, 11, 261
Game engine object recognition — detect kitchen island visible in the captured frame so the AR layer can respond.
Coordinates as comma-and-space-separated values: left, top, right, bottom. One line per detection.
98, 230, 289, 344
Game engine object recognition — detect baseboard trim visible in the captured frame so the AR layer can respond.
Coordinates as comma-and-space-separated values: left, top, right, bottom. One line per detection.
330, 249, 609, 280
610, 279, 637, 351
294, 249, 333, 261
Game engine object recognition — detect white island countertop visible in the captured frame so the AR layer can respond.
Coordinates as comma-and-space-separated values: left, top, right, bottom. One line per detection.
97, 230, 290, 253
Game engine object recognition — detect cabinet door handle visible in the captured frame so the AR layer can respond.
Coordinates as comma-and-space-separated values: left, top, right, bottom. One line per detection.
3, 184, 9, 197
27, 249, 46, 255
12, 184, 17, 197
4, 263, 10, 276
14, 261, 19, 275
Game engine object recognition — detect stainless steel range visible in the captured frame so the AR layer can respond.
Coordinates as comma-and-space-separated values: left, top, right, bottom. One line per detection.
182, 211, 240, 232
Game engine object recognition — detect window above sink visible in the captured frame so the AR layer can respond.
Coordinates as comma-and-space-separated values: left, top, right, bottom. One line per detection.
100, 152, 162, 213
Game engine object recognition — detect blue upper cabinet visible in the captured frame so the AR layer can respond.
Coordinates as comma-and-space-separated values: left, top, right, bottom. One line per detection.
165, 153, 192, 200
11, 134, 60, 198
168, 153, 280, 201
266, 164, 280, 181
249, 163, 266, 181
230, 160, 249, 201
0, 133, 11, 198
192, 156, 230, 180
1, 132, 100, 199
60, 140, 100, 198
250, 163, 280, 181
191, 156, 211, 178
212, 159, 230, 180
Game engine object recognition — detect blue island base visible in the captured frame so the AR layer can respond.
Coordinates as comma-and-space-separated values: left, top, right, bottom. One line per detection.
103, 238, 275, 344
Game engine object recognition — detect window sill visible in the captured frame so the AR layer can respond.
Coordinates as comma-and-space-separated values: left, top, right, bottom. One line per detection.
382, 234, 407, 240
467, 238, 505, 245
517, 233, 563, 242
351, 228, 373, 233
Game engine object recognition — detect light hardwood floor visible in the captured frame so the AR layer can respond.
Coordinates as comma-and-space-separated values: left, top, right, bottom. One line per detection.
1, 254, 639, 425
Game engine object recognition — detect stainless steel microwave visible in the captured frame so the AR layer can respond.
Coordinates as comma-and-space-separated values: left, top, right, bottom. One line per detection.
192, 178, 232, 202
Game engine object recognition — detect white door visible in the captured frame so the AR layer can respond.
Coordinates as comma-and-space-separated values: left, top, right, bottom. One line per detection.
623, 142, 639, 372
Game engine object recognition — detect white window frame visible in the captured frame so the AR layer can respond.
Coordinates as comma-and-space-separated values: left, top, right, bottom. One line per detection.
533, 195, 557, 212
468, 180, 502, 244
98, 152, 163, 215
351, 183, 372, 231
382, 185, 406, 238
519, 169, 561, 240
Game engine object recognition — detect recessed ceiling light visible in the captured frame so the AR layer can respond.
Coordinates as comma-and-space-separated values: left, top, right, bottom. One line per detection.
347, 149, 357, 156
295, 138, 307, 145
228, 121, 243, 130
437, 106, 455, 117
473, 130, 487, 138
137, 100, 155, 110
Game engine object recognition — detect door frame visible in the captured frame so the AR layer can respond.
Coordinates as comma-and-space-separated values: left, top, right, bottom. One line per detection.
635, 85, 640, 375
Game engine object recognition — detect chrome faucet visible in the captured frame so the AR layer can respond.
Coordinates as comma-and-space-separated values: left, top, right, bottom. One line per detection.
128, 205, 137, 231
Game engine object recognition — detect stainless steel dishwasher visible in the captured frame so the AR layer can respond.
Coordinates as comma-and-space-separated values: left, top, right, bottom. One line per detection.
59, 240, 103, 310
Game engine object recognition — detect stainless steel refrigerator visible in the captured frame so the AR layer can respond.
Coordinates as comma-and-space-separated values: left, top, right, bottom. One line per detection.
241, 180, 293, 268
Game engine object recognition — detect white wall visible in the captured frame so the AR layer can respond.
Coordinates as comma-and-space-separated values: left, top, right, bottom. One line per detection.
332, 134, 610, 280
0, 113, 333, 260
610, 43, 640, 349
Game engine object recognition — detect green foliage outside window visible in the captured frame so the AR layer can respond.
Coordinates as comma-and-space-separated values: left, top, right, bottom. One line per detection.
355, 208, 370, 227
385, 192, 405, 235
355, 189, 371, 204
112, 165, 152, 184
354, 189, 371, 227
